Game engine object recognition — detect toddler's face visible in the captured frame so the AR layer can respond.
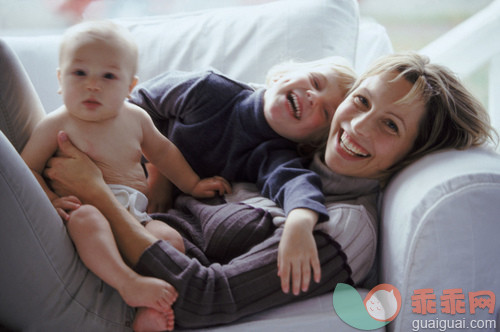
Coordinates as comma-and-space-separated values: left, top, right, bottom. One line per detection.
324, 72, 426, 178
58, 37, 136, 122
263, 65, 344, 142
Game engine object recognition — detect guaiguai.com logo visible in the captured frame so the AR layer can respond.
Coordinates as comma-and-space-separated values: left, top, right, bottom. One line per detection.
333, 283, 402, 330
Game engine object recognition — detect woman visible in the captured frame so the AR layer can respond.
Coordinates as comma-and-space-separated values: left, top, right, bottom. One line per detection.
0, 40, 495, 331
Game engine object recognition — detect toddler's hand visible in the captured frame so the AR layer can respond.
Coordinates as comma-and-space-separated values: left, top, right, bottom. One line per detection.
191, 176, 232, 198
277, 209, 321, 295
52, 195, 81, 223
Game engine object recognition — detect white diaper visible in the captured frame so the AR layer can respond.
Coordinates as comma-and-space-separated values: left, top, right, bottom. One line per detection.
108, 184, 152, 224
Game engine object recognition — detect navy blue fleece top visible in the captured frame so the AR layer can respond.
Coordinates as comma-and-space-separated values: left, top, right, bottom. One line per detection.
129, 70, 328, 221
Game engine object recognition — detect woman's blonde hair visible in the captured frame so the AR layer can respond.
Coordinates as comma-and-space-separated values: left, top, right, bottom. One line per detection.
358, 52, 497, 181
266, 56, 357, 154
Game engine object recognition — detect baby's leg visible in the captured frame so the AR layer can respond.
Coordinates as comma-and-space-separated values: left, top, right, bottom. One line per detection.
67, 205, 178, 312
132, 307, 175, 332
146, 219, 185, 253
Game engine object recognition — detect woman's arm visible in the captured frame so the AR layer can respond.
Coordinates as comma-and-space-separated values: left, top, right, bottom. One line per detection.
44, 131, 157, 265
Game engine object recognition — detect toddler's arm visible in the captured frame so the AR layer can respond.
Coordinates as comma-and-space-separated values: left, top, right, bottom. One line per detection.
277, 208, 321, 295
139, 109, 231, 198
256, 150, 328, 295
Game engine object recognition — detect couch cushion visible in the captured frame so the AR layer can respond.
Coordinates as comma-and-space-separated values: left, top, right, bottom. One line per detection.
3, 0, 359, 114
119, 0, 359, 84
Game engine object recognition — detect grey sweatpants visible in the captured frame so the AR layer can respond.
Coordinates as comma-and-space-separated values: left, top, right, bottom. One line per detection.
136, 196, 352, 329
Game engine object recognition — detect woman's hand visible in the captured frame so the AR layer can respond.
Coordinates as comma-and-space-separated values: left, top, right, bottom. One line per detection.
44, 131, 106, 204
277, 208, 321, 295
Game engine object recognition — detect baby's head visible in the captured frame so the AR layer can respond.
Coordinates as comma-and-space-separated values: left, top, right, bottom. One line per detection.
59, 20, 138, 79
324, 52, 497, 182
57, 21, 139, 121
263, 56, 356, 147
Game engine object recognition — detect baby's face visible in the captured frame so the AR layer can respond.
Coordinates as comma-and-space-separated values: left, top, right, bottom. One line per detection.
263, 65, 344, 142
58, 36, 137, 122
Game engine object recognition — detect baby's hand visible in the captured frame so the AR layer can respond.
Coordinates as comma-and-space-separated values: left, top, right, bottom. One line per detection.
191, 176, 232, 198
52, 195, 81, 223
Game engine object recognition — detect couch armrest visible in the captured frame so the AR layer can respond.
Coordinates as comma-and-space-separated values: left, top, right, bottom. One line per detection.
380, 147, 500, 331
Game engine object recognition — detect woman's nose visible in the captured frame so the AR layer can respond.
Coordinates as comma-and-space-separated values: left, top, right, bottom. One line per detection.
351, 112, 372, 137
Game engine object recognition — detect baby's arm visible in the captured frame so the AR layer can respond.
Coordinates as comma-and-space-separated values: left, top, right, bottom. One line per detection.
138, 108, 231, 198
144, 162, 174, 212
21, 113, 81, 220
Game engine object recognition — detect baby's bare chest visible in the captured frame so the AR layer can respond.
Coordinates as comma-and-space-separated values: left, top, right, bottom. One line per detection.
64, 119, 144, 180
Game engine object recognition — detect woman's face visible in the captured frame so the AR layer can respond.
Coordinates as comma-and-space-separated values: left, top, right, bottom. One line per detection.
324, 72, 426, 179
263, 66, 344, 142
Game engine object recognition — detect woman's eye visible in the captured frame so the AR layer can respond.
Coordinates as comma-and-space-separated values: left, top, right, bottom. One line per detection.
354, 95, 369, 108
386, 120, 399, 133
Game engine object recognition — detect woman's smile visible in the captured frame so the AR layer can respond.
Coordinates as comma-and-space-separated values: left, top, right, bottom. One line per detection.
339, 130, 371, 158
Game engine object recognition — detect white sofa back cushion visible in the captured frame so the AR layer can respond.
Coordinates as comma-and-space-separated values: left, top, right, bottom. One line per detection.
3, 0, 359, 113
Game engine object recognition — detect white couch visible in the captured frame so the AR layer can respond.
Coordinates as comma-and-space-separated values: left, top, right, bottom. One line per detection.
1, 0, 500, 331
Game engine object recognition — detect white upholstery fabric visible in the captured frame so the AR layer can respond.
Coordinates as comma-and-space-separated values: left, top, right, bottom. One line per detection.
380, 147, 500, 331
3, 0, 359, 114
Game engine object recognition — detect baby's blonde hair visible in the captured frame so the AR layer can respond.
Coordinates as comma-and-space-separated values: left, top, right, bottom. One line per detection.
357, 52, 497, 181
59, 20, 139, 77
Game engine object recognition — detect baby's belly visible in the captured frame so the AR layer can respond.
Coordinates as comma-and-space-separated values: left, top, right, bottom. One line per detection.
100, 164, 148, 195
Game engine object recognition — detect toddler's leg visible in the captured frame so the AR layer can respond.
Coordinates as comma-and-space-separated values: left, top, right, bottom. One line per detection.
67, 205, 178, 313
146, 219, 186, 253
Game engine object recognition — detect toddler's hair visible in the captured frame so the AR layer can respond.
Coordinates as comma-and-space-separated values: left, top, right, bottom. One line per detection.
357, 52, 497, 181
59, 20, 139, 76
266, 56, 356, 98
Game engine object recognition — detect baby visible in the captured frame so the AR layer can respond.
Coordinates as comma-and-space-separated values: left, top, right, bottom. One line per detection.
21, 20, 229, 331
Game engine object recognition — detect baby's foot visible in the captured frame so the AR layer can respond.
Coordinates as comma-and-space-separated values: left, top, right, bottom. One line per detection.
119, 275, 178, 312
133, 307, 175, 332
